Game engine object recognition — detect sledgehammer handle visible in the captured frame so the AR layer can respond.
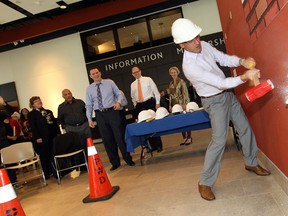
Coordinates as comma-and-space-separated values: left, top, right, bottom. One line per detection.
247, 61, 260, 86
252, 73, 260, 86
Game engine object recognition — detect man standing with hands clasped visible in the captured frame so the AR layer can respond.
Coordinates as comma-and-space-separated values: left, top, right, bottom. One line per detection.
86, 68, 135, 171
171, 18, 270, 201
58, 89, 91, 138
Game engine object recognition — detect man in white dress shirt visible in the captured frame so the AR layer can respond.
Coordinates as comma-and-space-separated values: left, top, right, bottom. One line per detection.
130, 66, 163, 152
171, 18, 270, 201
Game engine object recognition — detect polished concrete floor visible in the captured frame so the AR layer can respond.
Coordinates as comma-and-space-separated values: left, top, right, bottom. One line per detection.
15, 128, 288, 216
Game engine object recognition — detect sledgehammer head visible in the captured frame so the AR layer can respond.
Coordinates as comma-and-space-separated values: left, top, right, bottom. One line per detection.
245, 79, 274, 102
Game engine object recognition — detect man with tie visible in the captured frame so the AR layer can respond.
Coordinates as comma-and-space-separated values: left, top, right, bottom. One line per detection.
130, 66, 163, 152
86, 68, 135, 171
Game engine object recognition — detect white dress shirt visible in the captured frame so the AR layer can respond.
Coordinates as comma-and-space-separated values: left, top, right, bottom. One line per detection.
182, 41, 245, 97
131, 76, 160, 106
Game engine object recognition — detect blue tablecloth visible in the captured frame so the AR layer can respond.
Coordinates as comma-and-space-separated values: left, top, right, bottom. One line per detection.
125, 110, 211, 152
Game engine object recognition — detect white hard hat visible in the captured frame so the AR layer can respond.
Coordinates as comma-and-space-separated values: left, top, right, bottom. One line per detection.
155, 107, 169, 120
171, 18, 202, 44
186, 102, 199, 112
147, 109, 156, 119
138, 110, 154, 123
171, 104, 183, 114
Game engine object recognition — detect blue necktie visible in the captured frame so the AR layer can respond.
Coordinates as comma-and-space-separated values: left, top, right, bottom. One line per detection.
96, 83, 103, 111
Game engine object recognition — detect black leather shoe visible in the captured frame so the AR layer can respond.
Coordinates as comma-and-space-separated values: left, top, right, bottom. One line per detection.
110, 165, 120, 171
146, 147, 158, 153
127, 161, 135, 166
157, 147, 163, 153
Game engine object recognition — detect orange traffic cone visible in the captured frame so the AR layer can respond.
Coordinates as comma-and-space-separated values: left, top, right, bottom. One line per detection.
0, 168, 26, 215
82, 138, 119, 203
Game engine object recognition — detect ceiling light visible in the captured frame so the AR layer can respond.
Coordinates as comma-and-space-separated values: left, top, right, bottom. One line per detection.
56, 1, 68, 9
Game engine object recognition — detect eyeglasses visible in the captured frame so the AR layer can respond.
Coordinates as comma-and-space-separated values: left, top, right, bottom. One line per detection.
132, 70, 140, 74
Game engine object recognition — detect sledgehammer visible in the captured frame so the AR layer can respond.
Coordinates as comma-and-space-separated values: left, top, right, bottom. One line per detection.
244, 62, 274, 102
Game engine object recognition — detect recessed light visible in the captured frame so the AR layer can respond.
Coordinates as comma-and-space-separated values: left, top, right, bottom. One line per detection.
56, 1, 68, 9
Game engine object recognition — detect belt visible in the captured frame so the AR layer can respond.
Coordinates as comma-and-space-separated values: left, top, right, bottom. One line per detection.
95, 106, 114, 113
137, 97, 154, 104
68, 121, 87, 126
200, 90, 227, 99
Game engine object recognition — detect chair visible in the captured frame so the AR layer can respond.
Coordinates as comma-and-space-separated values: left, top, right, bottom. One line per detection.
0, 141, 46, 185
52, 132, 88, 184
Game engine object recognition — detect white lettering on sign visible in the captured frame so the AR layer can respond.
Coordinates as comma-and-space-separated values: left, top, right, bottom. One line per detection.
208, 37, 225, 47
176, 47, 184, 54
105, 52, 163, 71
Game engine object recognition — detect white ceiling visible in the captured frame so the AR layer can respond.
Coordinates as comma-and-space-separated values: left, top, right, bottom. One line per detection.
0, 3, 25, 24
0, 0, 82, 25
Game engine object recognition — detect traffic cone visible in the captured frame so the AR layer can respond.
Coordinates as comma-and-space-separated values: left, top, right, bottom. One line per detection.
0, 168, 26, 216
82, 138, 119, 203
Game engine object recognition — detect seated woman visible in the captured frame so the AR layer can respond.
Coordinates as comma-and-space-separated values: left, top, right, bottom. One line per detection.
0, 96, 22, 190
19, 108, 32, 141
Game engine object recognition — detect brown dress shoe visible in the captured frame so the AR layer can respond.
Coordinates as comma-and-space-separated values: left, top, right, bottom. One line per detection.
245, 165, 271, 176
198, 183, 215, 201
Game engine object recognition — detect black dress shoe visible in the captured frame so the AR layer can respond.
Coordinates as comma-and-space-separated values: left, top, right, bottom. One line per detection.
157, 147, 163, 153
110, 165, 120, 171
146, 147, 157, 153
127, 161, 135, 166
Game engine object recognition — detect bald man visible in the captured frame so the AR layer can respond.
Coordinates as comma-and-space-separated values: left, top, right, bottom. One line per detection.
58, 89, 91, 138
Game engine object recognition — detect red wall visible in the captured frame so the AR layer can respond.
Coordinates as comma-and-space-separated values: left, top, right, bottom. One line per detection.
217, 0, 288, 176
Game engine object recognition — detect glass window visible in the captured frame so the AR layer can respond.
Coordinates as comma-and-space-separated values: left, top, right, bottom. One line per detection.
117, 19, 149, 49
149, 10, 182, 41
81, 8, 183, 61
86, 30, 115, 55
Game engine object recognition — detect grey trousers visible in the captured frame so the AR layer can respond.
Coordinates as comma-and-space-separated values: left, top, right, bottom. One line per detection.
200, 91, 258, 186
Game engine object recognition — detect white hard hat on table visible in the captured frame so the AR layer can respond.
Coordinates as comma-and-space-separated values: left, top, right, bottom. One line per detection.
171, 18, 202, 44
138, 110, 154, 123
155, 107, 169, 120
186, 102, 199, 112
171, 104, 184, 114
147, 109, 156, 119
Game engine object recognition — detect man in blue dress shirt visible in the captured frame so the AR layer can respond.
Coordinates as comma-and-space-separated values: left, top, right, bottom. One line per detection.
86, 68, 135, 171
